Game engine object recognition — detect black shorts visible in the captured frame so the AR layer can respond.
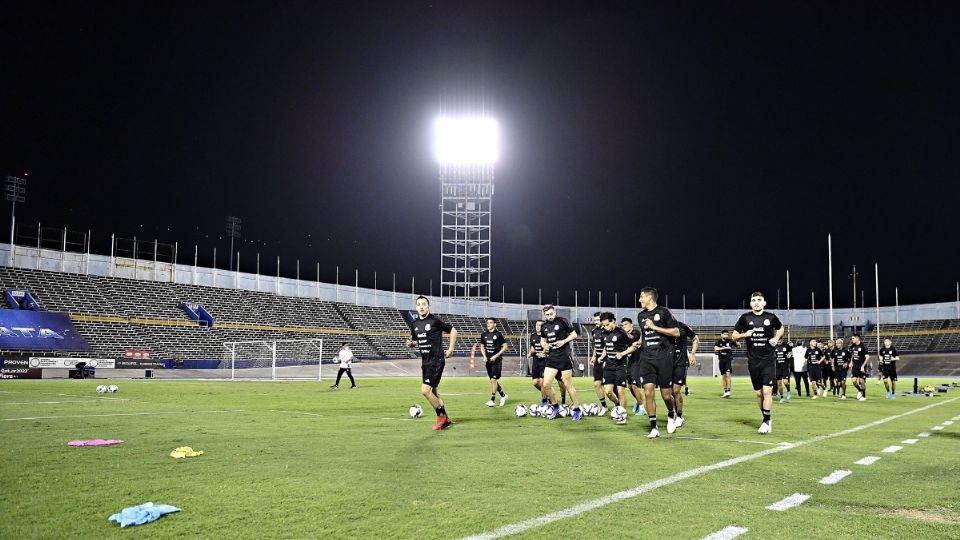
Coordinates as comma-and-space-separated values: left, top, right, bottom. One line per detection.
593, 361, 604, 382
834, 366, 848, 380
637, 353, 673, 389
603, 365, 627, 388
775, 362, 791, 380
545, 353, 573, 372
718, 357, 733, 374
851, 362, 866, 378
485, 359, 502, 380
807, 365, 820, 381
880, 363, 898, 380
422, 360, 445, 388
530, 357, 546, 379
672, 362, 688, 386
748, 358, 776, 391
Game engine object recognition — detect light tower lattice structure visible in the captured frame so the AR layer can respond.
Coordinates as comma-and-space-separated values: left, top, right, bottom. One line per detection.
435, 117, 498, 301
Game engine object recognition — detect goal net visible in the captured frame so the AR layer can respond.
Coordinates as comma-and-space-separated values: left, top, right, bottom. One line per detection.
221, 338, 325, 380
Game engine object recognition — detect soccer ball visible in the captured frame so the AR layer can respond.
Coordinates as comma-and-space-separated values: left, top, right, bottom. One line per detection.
529, 403, 541, 417
558, 405, 570, 418
96, 385, 107, 394
408, 404, 423, 418
108, 385, 119, 393
611, 406, 627, 422
515, 404, 527, 417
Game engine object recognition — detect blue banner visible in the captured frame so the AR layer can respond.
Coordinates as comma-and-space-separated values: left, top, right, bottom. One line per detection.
0, 311, 91, 351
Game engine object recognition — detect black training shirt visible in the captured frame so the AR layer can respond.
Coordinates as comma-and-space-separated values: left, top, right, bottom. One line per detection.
410, 314, 453, 363
733, 311, 783, 360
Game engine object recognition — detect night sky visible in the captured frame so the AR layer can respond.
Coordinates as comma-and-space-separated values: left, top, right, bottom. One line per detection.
3, 2, 958, 310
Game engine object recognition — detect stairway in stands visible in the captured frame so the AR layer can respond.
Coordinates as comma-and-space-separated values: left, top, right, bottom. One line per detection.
331, 302, 383, 357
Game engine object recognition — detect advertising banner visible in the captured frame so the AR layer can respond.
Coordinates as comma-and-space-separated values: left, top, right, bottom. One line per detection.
27, 357, 116, 369
0, 311, 90, 351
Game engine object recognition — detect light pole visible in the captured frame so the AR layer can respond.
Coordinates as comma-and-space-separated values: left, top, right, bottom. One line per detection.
6, 175, 26, 266
226, 216, 241, 271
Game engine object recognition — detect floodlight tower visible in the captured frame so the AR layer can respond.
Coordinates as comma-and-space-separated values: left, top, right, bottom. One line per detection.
435, 117, 498, 301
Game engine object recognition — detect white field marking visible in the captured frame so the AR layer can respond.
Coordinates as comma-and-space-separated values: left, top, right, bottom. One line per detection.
1, 410, 243, 421
943, 420, 954, 426
932, 426, 945, 431
386, 362, 412, 375
268, 409, 322, 417
881, 445, 903, 453
702, 526, 749, 540
766, 493, 811, 511
918, 432, 931, 437
0, 399, 130, 405
902, 439, 919, 445
855, 456, 881, 465
461, 397, 958, 540
818, 470, 852, 485
672, 435, 788, 447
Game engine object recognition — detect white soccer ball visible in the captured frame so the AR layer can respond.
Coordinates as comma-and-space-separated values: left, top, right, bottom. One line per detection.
515, 404, 527, 417
558, 405, 570, 418
409, 404, 423, 418
108, 385, 119, 393
611, 406, 627, 422
96, 385, 107, 394
586, 403, 598, 416
529, 403, 541, 417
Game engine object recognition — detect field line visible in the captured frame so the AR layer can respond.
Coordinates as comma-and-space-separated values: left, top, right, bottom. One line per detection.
766, 493, 811, 511
0, 400, 130, 405
702, 526, 748, 539
462, 397, 959, 540
1, 410, 244, 421
672, 436, 787, 446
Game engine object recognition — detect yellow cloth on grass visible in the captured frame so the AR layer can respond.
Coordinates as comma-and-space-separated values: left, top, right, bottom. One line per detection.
170, 446, 204, 459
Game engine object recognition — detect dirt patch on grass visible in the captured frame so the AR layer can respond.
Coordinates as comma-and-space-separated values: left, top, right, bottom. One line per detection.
881, 508, 960, 524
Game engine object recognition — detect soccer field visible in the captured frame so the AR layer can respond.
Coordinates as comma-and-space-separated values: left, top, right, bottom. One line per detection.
2, 377, 959, 539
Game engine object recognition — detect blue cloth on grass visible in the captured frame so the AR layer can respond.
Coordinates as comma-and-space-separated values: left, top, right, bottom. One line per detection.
108, 502, 181, 527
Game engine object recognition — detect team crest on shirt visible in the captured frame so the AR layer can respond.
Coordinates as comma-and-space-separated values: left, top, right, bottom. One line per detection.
425, 324, 431, 331
554, 324, 559, 331
612, 336, 618, 342
493, 335, 498, 340
764, 319, 770, 326
654, 314, 661, 321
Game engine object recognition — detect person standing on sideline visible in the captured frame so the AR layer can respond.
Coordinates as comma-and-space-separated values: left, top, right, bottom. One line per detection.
330, 343, 357, 389
878, 338, 899, 398
732, 292, 784, 434
635, 287, 681, 439
406, 296, 458, 431
479, 318, 509, 407
715, 330, 735, 398
791, 339, 810, 397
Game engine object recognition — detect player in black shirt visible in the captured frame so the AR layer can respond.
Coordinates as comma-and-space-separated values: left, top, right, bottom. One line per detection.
773, 338, 792, 403
804, 339, 823, 398
406, 296, 458, 431
479, 318, 509, 407
848, 333, 870, 401
878, 338, 899, 398
732, 292, 784, 434
589, 312, 610, 415
824, 340, 837, 396
672, 320, 699, 428
622, 318, 646, 416
832, 338, 851, 399
528, 320, 568, 406
538, 305, 583, 420
635, 287, 681, 439
598, 312, 638, 424
714, 330, 735, 398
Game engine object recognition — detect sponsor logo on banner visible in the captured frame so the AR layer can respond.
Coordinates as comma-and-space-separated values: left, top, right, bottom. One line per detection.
0, 311, 91, 351
1, 368, 43, 379
116, 359, 164, 369
28, 357, 116, 369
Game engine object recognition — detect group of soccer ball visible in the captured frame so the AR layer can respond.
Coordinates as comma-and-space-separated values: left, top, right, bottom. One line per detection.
515, 403, 628, 422
96, 384, 119, 394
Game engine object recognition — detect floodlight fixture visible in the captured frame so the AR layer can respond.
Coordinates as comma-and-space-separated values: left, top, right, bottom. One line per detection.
434, 117, 498, 165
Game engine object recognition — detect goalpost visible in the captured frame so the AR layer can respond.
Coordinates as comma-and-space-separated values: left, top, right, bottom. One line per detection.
221, 338, 325, 380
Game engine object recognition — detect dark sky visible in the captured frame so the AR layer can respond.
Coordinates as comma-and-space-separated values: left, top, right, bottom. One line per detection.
3, 2, 958, 310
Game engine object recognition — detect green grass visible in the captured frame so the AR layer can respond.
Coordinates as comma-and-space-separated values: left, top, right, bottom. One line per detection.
1, 377, 959, 539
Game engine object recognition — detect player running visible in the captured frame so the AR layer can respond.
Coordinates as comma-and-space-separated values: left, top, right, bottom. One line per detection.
528, 320, 567, 406
773, 338, 792, 403
589, 312, 609, 415
848, 333, 870, 401
715, 330, 735, 397
672, 320, 698, 428
406, 296, 458, 431
806, 339, 824, 399
732, 291, 784, 434
878, 338, 899, 398
479, 318, 509, 407
538, 305, 583, 421
598, 312, 637, 424
833, 338, 851, 399
622, 318, 646, 416
635, 287, 681, 439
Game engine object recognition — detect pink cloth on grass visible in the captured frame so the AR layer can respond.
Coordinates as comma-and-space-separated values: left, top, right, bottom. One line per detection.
68, 439, 123, 446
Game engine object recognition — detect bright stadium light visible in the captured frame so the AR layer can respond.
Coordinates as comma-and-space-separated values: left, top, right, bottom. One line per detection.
434, 117, 498, 164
